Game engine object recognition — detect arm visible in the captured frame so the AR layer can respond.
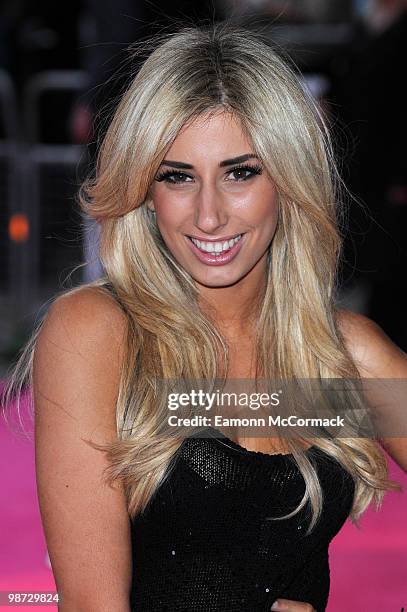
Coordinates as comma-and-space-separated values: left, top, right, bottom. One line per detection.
33, 288, 132, 611
336, 308, 407, 473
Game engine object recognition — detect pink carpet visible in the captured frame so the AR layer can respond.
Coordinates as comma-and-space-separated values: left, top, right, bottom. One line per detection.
1, 384, 406, 611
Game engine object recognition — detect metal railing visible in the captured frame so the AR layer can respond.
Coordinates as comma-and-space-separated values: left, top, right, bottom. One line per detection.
1, 70, 92, 310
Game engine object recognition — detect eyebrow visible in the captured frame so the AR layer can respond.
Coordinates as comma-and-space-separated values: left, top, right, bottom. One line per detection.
159, 153, 261, 170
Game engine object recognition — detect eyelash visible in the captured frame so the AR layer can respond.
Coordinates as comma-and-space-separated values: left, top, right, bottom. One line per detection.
154, 163, 263, 184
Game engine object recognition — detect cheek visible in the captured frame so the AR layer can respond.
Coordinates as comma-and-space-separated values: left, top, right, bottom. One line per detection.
248, 187, 279, 225
151, 192, 174, 227
153, 202, 185, 248
153, 189, 189, 221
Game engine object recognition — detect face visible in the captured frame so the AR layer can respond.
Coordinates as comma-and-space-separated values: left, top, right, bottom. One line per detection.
148, 110, 279, 290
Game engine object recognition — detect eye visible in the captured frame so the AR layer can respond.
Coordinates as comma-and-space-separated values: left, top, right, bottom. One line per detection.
154, 170, 193, 184
154, 163, 263, 185
226, 164, 263, 181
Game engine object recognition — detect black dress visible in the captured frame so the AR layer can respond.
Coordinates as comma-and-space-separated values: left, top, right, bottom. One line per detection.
130, 427, 355, 611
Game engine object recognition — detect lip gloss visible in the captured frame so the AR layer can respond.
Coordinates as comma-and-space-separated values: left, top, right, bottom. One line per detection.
185, 234, 246, 266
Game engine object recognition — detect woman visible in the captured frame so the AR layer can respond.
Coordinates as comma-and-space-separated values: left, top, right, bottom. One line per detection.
3, 21, 407, 612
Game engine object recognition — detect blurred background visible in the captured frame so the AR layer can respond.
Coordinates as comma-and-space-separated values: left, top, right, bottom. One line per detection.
0, 1, 406, 610
1, 0, 407, 374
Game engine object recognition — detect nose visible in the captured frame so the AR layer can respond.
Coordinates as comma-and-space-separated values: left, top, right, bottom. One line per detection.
193, 182, 228, 235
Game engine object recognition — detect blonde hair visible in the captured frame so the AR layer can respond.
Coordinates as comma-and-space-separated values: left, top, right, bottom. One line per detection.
1, 20, 401, 535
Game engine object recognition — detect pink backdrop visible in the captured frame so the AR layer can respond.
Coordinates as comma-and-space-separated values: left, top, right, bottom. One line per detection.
1, 385, 406, 611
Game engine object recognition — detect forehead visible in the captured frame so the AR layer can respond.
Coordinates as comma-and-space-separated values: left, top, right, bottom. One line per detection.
166, 111, 252, 159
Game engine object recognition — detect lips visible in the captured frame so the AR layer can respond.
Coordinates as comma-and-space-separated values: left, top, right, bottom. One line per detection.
185, 232, 246, 266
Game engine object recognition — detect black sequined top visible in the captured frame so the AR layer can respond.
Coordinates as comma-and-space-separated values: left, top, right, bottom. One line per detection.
130, 427, 355, 612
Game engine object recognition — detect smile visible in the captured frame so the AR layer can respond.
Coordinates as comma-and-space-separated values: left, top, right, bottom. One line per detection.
188, 234, 242, 255
185, 233, 246, 266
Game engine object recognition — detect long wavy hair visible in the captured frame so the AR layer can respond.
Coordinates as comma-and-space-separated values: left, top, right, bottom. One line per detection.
1, 21, 401, 535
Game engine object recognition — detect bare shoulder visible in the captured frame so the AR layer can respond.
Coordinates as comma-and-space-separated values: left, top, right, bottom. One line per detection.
45, 285, 128, 348
335, 308, 407, 378
335, 309, 407, 471
34, 284, 129, 432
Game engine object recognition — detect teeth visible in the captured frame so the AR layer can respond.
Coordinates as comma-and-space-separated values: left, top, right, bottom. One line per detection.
190, 234, 242, 254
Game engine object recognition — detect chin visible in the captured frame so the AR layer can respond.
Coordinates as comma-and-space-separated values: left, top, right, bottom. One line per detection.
193, 273, 246, 289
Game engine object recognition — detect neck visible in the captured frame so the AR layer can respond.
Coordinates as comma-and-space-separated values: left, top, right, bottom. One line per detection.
196, 257, 268, 339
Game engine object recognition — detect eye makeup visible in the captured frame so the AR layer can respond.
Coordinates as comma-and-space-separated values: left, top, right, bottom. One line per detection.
154, 163, 263, 184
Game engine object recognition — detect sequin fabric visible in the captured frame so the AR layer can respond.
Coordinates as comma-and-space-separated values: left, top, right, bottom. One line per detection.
130, 427, 355, 611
